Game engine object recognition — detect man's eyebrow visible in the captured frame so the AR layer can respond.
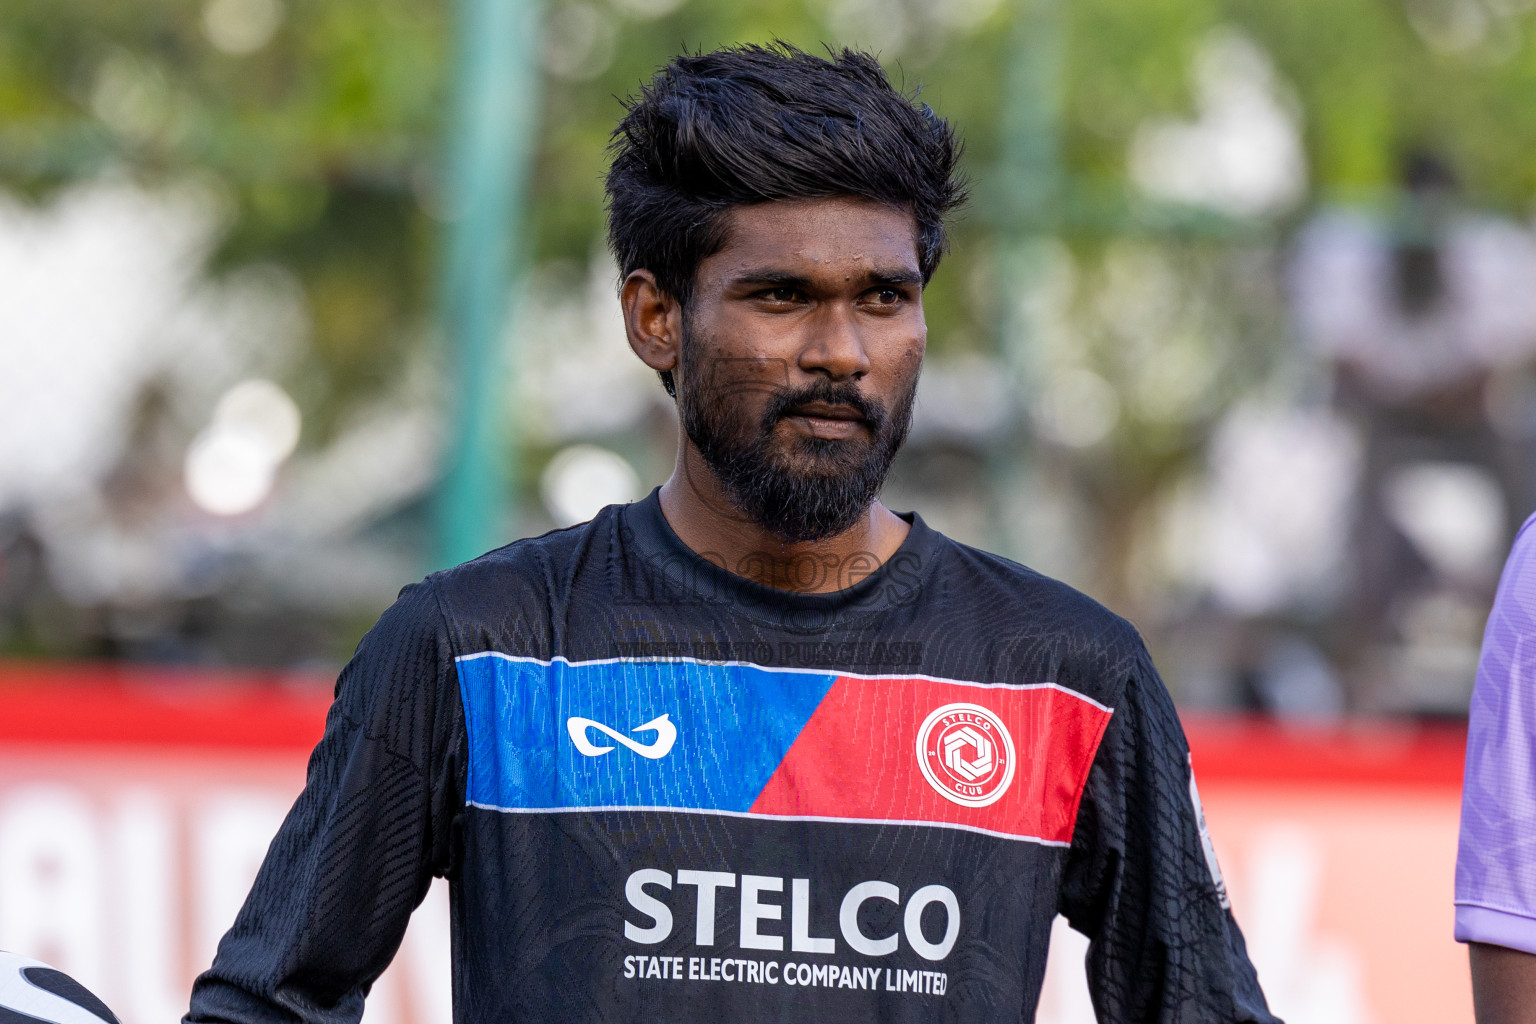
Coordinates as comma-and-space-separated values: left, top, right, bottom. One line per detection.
728, 267, 924, 289
729, 270, 816, 289
866, 268, 924, 287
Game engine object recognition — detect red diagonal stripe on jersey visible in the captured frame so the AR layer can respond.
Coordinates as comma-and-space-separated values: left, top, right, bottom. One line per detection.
748, 676, 1112, 844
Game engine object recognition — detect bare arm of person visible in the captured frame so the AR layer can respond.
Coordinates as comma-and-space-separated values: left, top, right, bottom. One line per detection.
1471, 942, 1536, 1024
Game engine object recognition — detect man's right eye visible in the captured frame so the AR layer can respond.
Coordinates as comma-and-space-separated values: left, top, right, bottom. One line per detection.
759, 288, 800, 303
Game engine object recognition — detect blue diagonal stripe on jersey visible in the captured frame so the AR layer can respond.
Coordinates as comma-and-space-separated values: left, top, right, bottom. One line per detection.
456, 655, 838, 812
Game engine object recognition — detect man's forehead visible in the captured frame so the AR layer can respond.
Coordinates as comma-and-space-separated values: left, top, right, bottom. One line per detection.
709, 197, 921, 276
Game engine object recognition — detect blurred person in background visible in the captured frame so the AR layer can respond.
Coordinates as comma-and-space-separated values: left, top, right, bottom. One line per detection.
1457, 515, 1536, 1022
1292, 151, 1536, 714
185, 44, 1276, 1024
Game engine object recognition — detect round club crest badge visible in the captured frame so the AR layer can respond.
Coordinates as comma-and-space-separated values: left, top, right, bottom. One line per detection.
916, 703, 1017, 808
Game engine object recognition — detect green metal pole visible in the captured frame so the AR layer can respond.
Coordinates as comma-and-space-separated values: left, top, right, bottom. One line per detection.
990, 0, 1064, 563
997, 0, 1063, 384
434, 0, 543, 569
1000, 0, 1062, 230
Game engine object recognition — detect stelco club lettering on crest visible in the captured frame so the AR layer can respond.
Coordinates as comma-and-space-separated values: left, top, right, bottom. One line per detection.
916, 702, 1016, 807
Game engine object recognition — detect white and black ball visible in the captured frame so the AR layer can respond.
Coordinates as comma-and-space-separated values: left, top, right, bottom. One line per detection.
0, 951, 119, 1024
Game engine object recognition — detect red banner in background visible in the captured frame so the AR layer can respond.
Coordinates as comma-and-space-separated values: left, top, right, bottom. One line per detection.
1183, 713, 1467, 786
0, 662, 454, 1024
0, 660, 333, 750
0, 663, 1474, 1024
1186, 717, 1467, 1024
1036, 716, 1471, 1024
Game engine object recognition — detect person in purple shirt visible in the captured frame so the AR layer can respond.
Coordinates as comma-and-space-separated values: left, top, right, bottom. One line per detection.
1458, 513, 1536, 1023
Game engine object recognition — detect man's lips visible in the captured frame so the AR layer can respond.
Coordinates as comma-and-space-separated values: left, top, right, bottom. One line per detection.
780, 401, 869, 439
785, 401, 866, 422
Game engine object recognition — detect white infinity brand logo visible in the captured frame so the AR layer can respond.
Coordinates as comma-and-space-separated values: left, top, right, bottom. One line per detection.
566, 714, 678, 759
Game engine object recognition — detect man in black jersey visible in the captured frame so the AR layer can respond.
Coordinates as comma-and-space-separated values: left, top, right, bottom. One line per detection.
187, 44, 1278, 1024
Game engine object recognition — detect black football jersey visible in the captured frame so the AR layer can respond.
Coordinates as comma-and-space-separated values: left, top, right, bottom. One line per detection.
185, 490, 1278, 1023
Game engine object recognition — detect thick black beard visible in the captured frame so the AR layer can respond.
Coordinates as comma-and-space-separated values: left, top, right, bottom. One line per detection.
678, 325, 917, 543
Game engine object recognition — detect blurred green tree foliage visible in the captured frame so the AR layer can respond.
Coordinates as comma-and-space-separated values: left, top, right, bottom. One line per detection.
4, 0, 1535, 450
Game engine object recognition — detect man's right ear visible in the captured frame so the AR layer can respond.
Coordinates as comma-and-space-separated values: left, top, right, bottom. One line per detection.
620, 270, 681, 396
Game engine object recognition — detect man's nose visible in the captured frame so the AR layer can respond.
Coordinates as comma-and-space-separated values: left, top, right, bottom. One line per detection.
797, 303, 871, 381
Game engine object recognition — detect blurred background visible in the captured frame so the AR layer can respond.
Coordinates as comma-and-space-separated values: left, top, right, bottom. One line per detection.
1, 0, 1528, 1020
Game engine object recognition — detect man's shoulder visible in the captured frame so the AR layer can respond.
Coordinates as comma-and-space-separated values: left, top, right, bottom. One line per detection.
922, 530, 1149, 687
440, 510, 611, 583
935, 533, 1138, 636
416, 506, 622, 645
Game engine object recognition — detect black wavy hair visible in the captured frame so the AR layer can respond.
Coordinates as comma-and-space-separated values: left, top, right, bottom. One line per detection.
605, 43, 966, 394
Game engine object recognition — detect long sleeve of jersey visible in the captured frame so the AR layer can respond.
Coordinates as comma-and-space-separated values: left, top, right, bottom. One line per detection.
185, 579, 464, 1024
1058, 653, 1278, 1024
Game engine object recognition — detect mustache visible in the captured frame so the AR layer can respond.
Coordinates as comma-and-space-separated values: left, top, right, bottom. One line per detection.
760, 380, 887, 433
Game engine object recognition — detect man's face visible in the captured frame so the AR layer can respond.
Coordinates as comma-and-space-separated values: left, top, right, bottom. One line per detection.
677, 197, 926, 542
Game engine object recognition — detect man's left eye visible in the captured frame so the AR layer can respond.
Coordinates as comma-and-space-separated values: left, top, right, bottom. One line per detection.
872, 288, 902, 304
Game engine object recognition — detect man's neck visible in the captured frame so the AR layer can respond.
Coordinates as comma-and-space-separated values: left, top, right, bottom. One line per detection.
657, 444, 911, 594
